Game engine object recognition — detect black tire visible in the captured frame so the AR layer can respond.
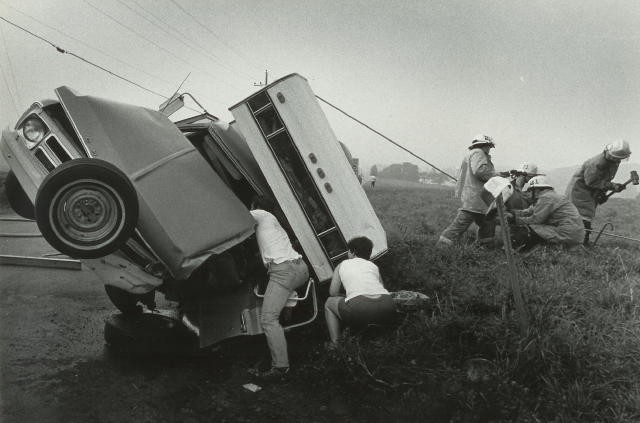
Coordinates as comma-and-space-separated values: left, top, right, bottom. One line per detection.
5, 170, 35, 219
104, 285, 156, 315
35, 158, 138, 259
104, 313, 199, 355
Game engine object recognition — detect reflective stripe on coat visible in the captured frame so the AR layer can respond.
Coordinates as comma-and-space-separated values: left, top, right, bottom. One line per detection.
454, 148, 495, 213
515, 189, 584, 245
564, 152, 619, 221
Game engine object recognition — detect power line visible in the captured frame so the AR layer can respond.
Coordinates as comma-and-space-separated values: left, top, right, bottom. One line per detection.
0, 0, 176, 88
80, 0, 247, 93
0, 20, 21, 111
168, 0, 261, 76
128, 0, 256, 82
0, 16, 168, 99
0, 16, 228, 116
315, 95, 457, 181
0, 61, 19, 115
81, 0, 195, 72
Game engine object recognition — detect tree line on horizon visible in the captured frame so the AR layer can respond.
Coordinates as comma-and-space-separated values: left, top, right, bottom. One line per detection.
370, 163, 452, 184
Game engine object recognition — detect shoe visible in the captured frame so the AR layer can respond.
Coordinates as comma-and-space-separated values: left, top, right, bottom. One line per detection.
324, 341, 339, 352
249, 366, 290, 382
436, 236, 453, 248
518, 243, 542, 256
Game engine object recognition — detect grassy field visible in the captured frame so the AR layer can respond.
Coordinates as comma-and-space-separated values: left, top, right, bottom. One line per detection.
3, 172, 640, 421
298, 177, 640, 422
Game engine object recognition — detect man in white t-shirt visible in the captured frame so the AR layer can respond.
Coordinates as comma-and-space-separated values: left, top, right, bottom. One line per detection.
324, 236, 395, 347
249, 196, 309, 380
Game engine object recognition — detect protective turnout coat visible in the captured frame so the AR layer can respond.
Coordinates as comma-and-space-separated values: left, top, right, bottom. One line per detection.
454, 148, 495, 213
565, 153, 619, 221
514, 189, 584, 245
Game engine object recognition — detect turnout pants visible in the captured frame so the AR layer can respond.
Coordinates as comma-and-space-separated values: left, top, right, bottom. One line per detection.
440, 210, 496, 245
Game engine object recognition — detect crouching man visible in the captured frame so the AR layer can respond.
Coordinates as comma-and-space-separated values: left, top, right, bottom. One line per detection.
324, 236, 396, 348
507, 176, 584, 251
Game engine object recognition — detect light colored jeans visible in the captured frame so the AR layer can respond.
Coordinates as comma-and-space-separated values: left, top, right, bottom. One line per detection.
260, 258, 308, 368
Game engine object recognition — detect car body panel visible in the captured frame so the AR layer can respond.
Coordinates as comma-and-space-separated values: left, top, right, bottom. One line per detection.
55, 86, 256, 280
210, 120, 271, 196
230, 73, 387, 282
84, 253, 163, 294
1, 129, 44, 201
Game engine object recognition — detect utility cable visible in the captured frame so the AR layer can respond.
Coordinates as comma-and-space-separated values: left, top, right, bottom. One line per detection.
0, 21, 20, 113
0, 61, 19, 115
81, 0, 195, 71
0, 15, 167, 99
315, 95, 457, 181
115, 0, 236, 78
83, 0, 248, 93
80, 0, 238, 90
168, 0, 259, 79
129, 0, 255, 82
0, 0, 175, 88
0, 16, 225, 115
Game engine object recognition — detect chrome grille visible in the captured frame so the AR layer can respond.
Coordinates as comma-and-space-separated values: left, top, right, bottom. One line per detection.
46, 136, 72, 163
34, 148, 55, 172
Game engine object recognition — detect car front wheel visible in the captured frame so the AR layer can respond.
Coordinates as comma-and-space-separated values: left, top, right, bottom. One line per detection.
35, 158, 138, 259
4, 170, 35, 220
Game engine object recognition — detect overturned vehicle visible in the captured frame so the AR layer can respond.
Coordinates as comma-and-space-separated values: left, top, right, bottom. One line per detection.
1, 74, 387, 351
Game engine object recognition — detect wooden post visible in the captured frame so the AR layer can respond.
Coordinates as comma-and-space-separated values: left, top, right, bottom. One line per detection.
495, 195, 529, 335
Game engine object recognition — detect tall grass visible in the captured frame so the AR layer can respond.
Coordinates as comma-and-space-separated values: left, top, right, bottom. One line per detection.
300, 179, 640, 422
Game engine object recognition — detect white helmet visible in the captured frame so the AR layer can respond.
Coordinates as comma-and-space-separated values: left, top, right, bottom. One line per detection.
469, 134, 495, 149
523, 175, 553, 192
518, 162, 538, 174
605, 140, 631, 160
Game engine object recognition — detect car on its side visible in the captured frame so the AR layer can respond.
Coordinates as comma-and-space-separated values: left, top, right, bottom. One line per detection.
1, 73, 387, 348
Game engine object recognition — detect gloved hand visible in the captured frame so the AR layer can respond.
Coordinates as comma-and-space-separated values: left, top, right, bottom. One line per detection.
504, 212, 516, 224
613, 183, 625, 192
594, 191, 608, 204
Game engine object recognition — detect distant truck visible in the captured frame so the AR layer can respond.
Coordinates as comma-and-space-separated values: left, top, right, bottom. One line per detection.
1, 74, 387, 348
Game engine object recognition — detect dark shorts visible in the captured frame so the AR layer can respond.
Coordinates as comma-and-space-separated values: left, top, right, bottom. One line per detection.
338, 294, 396, 328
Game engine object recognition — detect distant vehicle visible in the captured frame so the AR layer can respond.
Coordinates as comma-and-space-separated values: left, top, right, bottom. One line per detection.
1, 74, 387, 348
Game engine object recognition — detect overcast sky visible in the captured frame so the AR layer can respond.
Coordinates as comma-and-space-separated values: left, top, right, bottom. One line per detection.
1, 0, 639, 174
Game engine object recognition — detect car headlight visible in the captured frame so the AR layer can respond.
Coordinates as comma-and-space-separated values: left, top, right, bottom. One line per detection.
22, 117, 48, 148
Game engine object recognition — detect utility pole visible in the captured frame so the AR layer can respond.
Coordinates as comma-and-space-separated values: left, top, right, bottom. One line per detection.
254, 70, 269, 87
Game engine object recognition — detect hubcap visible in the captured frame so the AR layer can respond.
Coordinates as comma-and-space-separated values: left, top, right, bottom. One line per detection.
49, 179, 126, 250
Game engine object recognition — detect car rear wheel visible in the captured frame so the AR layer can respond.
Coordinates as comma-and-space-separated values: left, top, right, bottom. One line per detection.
104, 313, 199, 355
4, 170, 35, 219
105, 285, 156, 315
35, 158, 138, 259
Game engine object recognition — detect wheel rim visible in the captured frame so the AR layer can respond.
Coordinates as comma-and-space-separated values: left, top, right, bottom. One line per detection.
49, 179, 127, 251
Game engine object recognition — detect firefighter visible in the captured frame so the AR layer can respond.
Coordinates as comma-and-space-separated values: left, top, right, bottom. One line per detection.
437, 134, 496, 247
565, 140, 631, 245
507, 176, 584, 251
505, 162, 539, 210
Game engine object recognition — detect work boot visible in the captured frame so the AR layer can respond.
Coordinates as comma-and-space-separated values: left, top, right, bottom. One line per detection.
249, 366, 290, 382
477, 237, 496, 249
436, 236, 453, 248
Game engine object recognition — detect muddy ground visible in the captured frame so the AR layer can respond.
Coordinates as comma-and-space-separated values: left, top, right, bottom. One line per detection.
0, 179, 372, 422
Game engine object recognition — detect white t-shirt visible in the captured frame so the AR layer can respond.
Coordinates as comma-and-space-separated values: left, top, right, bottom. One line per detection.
338, 257, 389, 302
250, 209, 301, 265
